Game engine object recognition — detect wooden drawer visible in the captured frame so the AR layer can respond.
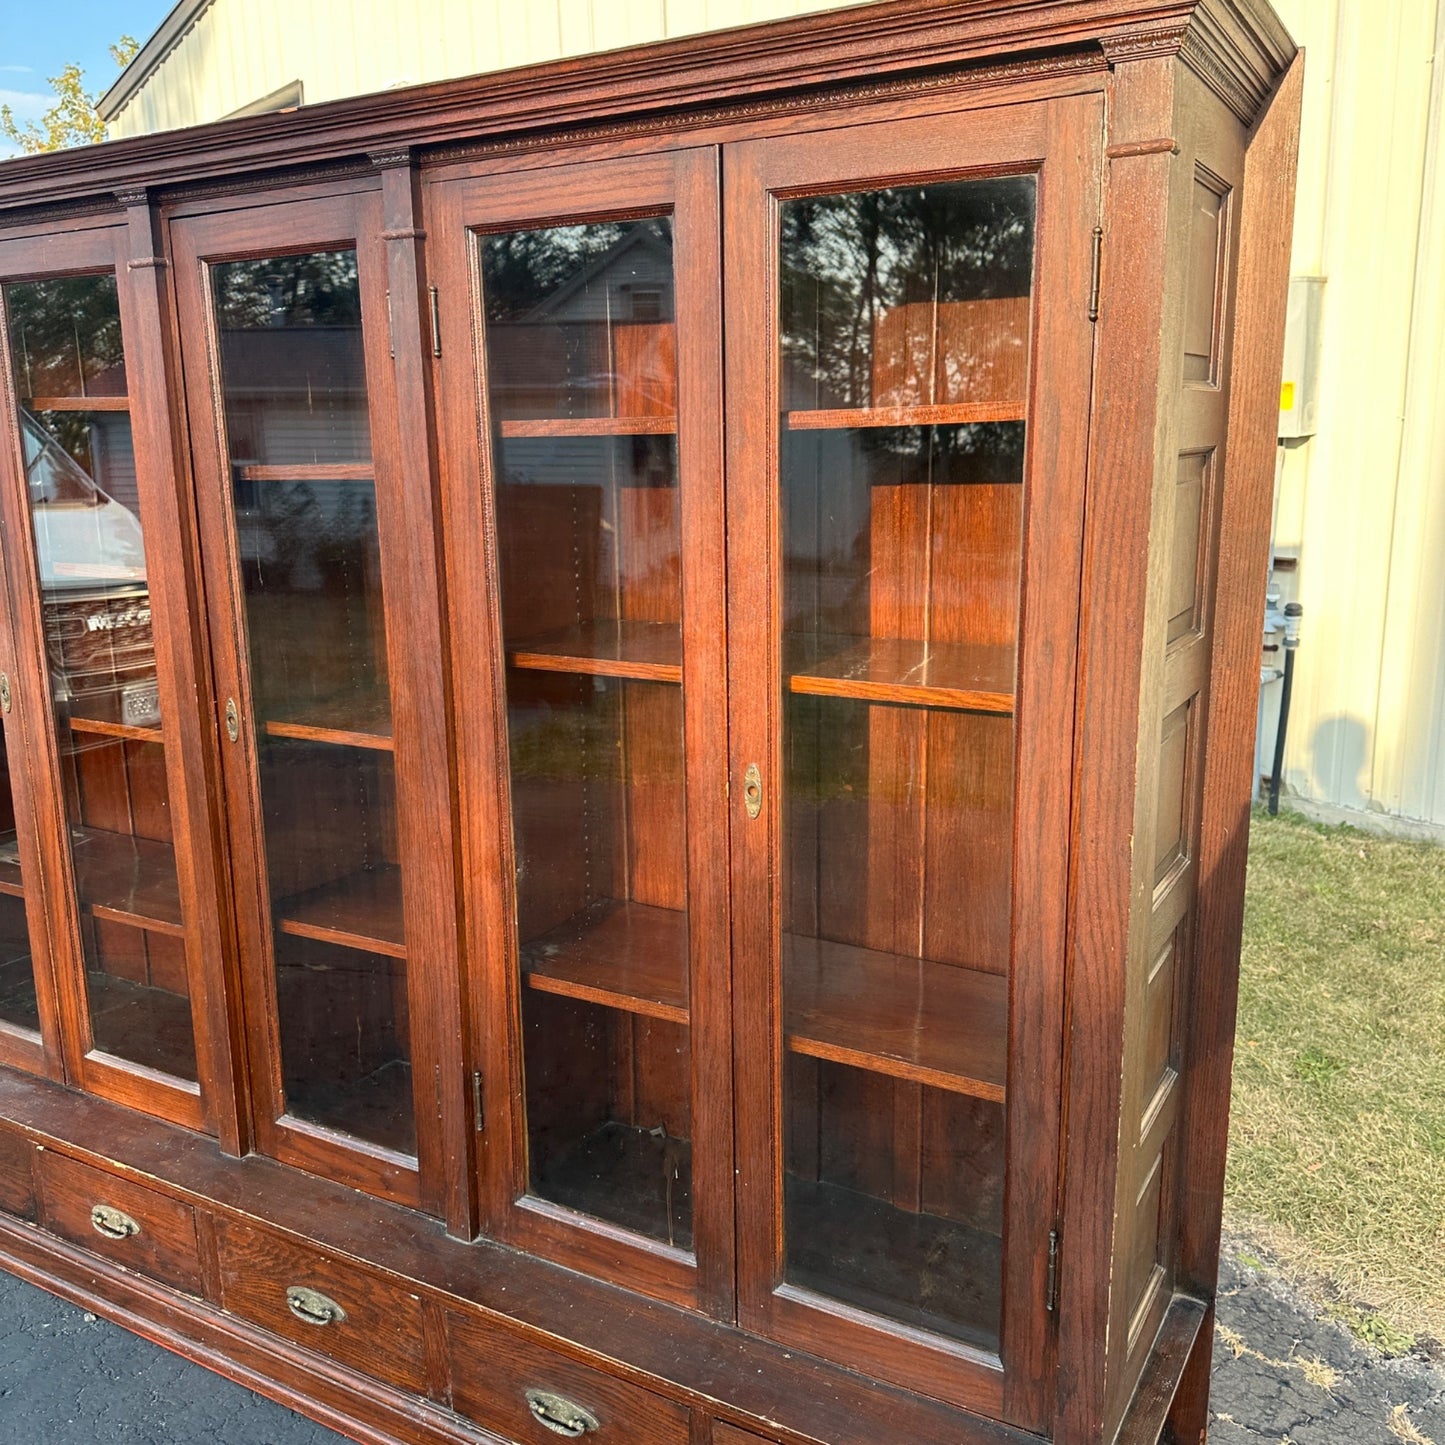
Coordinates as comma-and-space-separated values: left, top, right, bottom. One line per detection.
212, 1217, 428, 1394
714, 1425, 783, 1445
0, 1128, 35, 1221
447, 1308, 690, 1445
36, 1149, 202, 1294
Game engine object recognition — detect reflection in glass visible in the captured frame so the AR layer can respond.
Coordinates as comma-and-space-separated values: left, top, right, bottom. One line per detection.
212, 250, 413, 1154
6, 274, 126, 401
480, 218, 693, 1249
5, 274, 196, 1081
778, 178, 1035, 1349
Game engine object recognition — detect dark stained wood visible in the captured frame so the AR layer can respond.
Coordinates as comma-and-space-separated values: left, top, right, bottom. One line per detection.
1167, 53, 1304, 1445
36, 1146, 203, 1295
509, 621, 683, 683
71, 827, 183, 936
212, 1216, 431, 1395
786, 401, 1025, 429
235, 463, 375, 481
499, 416, 677, 438
787, 634, 1014, 712
0, 8, 1299, 1443
523, 899, 690, 1025
23, 395, 130, 412
263, 692, 394, 750
784, 935, 1007, 1100
0, 1128, 36, 1220
276, 865, 406, 958
448, 1307, 691, 1445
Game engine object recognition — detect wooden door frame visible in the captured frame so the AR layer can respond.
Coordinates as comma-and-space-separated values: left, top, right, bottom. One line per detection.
168, 178, 468, 1219
722, 91, 1102, 1426
426, 145, 732, 1316
0, 218, 235, 1132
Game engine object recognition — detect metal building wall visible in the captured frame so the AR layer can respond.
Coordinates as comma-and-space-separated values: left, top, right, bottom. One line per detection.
103, 0, 866, 137
105, 0, 1445, 836
1269, 0, 1445, 836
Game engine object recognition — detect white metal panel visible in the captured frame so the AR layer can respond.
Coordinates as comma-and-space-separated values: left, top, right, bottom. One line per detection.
1271, 0, 1445, 829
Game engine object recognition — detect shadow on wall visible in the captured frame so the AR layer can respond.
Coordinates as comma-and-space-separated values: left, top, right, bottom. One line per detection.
1309, 714, 1370, 810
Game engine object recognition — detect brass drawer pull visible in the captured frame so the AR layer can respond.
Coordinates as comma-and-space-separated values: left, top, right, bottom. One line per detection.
90, 1204, 140, 1241
285, 1284, 346, 1326
525, 1388, 599, 1437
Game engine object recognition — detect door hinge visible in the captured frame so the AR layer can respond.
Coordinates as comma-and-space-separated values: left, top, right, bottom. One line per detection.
471, 1070, 484, 1132
429, 285, 441, 356
1088, 226, 1103, 322
1047, 1228, 1061, 1311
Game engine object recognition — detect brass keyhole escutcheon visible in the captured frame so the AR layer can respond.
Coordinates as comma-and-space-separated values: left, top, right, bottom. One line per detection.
224, 697, 240, 743
0, 673, 11, 715
743, 763, 763, 820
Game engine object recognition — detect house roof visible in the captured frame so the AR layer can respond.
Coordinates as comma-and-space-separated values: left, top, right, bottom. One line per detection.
98, 0, 218, 124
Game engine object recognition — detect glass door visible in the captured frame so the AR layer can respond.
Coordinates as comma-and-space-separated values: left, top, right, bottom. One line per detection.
171, 188, 463, 1213
428, 149, 729, 1311
726, 96, 1101, 1425
0, 222, 225, 1127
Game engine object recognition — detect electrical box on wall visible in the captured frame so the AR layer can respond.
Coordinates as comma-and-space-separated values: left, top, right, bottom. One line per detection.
1278, 275, 1324, 439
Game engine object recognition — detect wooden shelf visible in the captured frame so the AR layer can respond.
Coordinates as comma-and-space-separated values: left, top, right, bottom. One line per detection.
276, 865, 406, 959
264, 693, 393, 751
784, 934, 1007, 1102
498, 416, 676, 438
786, 635, 1014, 713
522, 899, 689, 1025
520, 900, 1005, 1099
233, 463, 373, 481
0, 837, 23, 900
70, 828, 183, 938
785, 1177, 1001, 1349
66, 713, 165, 745
785, 402, 1024, 430
25, 395, 129, 413
508, 620, 682, 684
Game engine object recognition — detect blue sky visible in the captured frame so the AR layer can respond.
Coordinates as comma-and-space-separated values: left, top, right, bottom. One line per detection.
0, 0, 172, 153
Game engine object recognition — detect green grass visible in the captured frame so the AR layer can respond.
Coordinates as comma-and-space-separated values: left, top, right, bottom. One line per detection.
1226, 808, 1445, 1345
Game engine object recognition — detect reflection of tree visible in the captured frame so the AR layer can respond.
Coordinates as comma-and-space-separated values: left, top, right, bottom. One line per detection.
6, 275, 124, 398
781, 178, 1034, 409
482, 221, 668, 319
215, 251, 363, 329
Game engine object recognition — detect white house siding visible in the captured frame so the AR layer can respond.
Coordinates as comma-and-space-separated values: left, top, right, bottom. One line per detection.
1267, 0, 1445, 836
103, 0, 868, 138
106, 0, 1445, 837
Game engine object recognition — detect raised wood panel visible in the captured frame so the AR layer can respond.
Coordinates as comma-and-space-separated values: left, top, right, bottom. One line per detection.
1183, 171, 1230, 384
1152, 702, 1191, 890
1168, 452, 1210, 644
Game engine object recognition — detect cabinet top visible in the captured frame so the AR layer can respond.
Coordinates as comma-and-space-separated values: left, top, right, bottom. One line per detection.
0, 0, 1293, 219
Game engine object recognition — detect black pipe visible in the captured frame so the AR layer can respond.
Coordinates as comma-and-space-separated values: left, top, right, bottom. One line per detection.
1268, 602, 1303, 816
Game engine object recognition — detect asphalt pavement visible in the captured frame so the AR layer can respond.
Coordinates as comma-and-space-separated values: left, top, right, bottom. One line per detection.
0, 1234, 1441, 1442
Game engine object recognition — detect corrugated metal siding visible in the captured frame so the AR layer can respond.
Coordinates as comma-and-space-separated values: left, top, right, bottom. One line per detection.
1270, 0, 1445, 832
106, 0, 867, 136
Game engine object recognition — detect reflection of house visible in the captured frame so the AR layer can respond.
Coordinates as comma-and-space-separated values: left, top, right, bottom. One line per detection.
218, 327, 368, 465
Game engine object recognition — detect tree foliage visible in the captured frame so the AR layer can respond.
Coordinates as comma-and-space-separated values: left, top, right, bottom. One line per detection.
1, 37, 140, 155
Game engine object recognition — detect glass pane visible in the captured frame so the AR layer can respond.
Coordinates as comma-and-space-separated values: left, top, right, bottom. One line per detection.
480, 218, 692, 1250
7, 275, 126, 401
212, 250, 413, 1155
0, 720, 40, 1035
5, 275, 196, 1081
778, 177, 1035, 1350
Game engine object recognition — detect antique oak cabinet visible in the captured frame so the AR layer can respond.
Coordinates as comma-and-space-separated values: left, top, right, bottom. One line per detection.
0, 2, 1299, 1442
